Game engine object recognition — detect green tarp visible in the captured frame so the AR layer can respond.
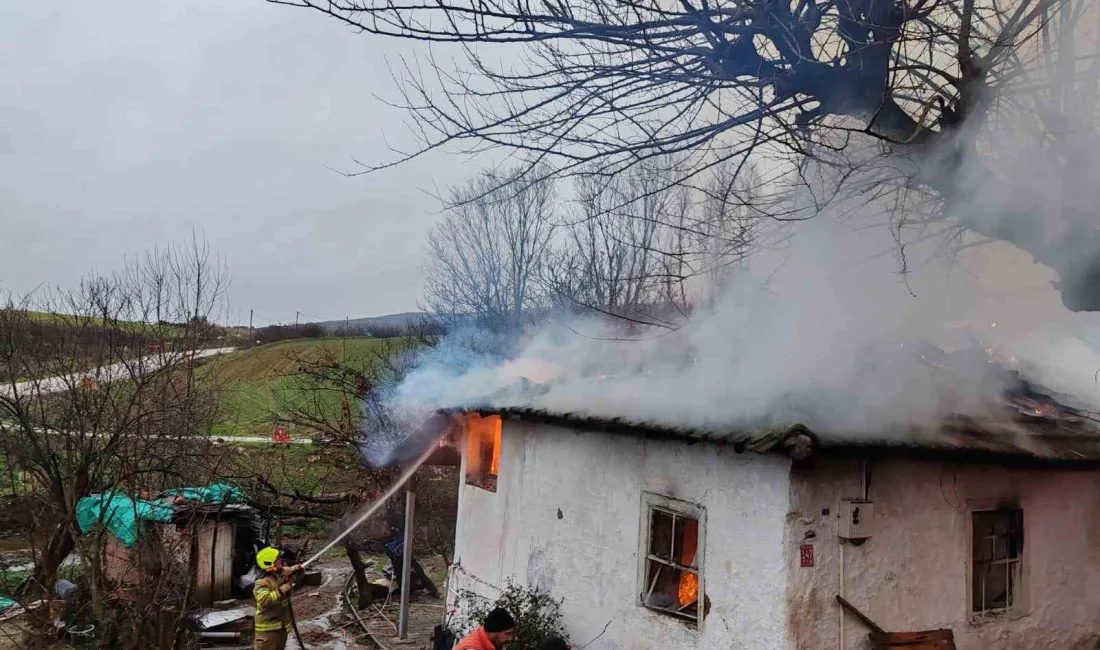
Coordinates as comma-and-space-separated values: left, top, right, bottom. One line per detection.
159, 483, 246, 504
0, 597, 15, 611
76, 483, 246, 548
75, 493, 174, 548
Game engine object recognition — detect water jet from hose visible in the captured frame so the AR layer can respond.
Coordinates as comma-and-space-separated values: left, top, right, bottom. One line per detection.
300, 439, 440, 569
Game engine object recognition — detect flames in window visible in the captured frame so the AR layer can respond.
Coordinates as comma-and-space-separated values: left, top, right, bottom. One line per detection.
643, 503, 703, 623
677, 519, 699, 607
463, 413, 501, 492
489, 420, 501, 475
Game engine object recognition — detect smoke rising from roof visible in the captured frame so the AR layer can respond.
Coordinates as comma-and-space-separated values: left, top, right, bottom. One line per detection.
392, 214, 1100, 437
384, 30, 1100, 439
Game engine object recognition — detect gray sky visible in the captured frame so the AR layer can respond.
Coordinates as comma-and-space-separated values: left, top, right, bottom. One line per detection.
0, 0, 469, 325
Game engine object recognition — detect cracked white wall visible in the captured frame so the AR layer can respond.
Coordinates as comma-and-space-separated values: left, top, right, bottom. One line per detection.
784, 458, 1100, 650
448, 420, 792, 649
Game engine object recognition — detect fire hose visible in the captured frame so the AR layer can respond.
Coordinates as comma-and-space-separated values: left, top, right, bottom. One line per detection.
287, 577, 307, 650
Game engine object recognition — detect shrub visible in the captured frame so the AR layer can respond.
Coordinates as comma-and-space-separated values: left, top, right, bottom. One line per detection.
455, 580, 568, 650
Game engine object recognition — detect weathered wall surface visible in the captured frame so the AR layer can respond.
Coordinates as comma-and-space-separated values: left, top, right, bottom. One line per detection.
785, 458, 1100, 650
449, 421, 792, 650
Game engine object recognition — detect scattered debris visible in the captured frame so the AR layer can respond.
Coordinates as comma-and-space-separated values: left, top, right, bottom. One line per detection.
839, 596, 957, 650
193, 606, 255, 630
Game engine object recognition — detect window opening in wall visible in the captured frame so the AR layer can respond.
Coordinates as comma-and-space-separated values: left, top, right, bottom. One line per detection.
972, 508, 1023, 614
639, 492, 705, 626
463, 413, 501, 492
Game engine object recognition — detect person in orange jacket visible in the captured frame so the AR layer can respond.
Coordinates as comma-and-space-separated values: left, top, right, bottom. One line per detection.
454, 608, 515, 650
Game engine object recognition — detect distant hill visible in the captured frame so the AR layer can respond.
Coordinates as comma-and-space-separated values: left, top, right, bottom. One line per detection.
314, 311, 434, 332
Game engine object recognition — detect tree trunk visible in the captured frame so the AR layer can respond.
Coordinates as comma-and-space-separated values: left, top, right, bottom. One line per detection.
343, 541, 374, 610
19, 522, 75, 599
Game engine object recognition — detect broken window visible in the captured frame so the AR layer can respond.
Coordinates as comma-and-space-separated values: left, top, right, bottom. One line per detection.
972, 508, 1023, 614
638, 492, 706, 627
463, 413, 501, 492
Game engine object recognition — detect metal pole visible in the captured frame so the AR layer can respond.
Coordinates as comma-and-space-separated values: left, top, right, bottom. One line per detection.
398, 483, 417, 639
248, 309, 254, 342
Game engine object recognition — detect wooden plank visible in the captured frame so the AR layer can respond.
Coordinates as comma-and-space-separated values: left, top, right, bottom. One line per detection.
870, 629, 955, 649
194, 522, 215, 606
212, 521, 235, 602
835, 595, 886, 634
880, 630, 954, 642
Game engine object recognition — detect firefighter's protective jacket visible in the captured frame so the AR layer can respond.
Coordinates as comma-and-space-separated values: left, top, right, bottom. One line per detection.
253, 572, 291, 632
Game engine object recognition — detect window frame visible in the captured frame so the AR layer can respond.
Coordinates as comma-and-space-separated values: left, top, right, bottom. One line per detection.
636, 491, 707, 628
968, 505, 1025, 619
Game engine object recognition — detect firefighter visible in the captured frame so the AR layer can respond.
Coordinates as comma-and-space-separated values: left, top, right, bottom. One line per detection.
252, 547, 303, 650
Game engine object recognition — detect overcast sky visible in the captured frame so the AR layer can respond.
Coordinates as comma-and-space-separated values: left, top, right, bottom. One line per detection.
0, 1, 472, 325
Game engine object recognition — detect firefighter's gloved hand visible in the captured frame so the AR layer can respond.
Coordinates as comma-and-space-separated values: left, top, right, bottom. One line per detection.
279, 582, 293, 595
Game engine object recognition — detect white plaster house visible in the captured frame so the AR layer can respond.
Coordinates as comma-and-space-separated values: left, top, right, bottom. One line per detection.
398, 374, 1100, 649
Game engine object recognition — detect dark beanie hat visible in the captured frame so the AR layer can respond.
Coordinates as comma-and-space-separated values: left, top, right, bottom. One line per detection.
537, 637, 568, 650
483, 607, 515, 633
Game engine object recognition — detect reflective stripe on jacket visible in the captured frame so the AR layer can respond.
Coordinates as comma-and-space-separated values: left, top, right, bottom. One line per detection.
253, 574, 290, 633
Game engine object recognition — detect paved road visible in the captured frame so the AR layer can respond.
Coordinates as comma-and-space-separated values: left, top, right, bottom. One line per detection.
0, 347, 236, 399
210, 435, 312, 445
0, 346, 316, 445
0, 422, 312, 446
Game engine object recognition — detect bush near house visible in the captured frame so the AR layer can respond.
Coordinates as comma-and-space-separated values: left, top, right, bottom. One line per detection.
455, 581, 568, 650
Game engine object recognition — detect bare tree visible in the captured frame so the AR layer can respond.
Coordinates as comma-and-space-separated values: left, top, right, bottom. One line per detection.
546, 156, 763, 320
273, 0, 1100, 311
547, 159, 684, 320
424, 167, 557, 330
0, 238, 229, 608
692, 159, 764, 300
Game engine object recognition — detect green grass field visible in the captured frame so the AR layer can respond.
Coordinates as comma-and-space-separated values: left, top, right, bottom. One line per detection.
11, 309, 189, 336
207, 337, 405, 438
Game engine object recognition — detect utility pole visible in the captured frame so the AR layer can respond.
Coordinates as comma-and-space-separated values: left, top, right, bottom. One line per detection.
398, 478, 417, 639
343, 316, 348, 361
295, 311, 300, 327
248, 309, 254, 343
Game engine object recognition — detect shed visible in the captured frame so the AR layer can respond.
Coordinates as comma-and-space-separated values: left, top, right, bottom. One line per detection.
78, 485, 267, 606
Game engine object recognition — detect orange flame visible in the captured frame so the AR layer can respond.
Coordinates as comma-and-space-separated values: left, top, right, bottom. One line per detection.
677, 519, 699, 607
489, 416, 501, 475
463, 413, 502, 476
678, 572, 698, 606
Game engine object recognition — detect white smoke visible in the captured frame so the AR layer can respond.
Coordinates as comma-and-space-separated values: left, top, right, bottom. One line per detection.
392, 207, 1100, 437
385, 23, 1100, 438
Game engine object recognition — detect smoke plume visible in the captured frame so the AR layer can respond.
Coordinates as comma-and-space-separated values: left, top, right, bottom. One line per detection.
383, 31, 1100, 440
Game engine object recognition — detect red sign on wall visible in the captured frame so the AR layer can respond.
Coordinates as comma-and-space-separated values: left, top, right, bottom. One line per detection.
799, 544, 815, 567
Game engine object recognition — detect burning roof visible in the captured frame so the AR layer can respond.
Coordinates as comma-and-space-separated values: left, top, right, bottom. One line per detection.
459, 403, 1100, 465
439, 342, 1100, 466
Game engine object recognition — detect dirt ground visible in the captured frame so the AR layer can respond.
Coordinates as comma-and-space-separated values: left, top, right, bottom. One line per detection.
243, 554, 449, 650
0, 554, 451, 650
